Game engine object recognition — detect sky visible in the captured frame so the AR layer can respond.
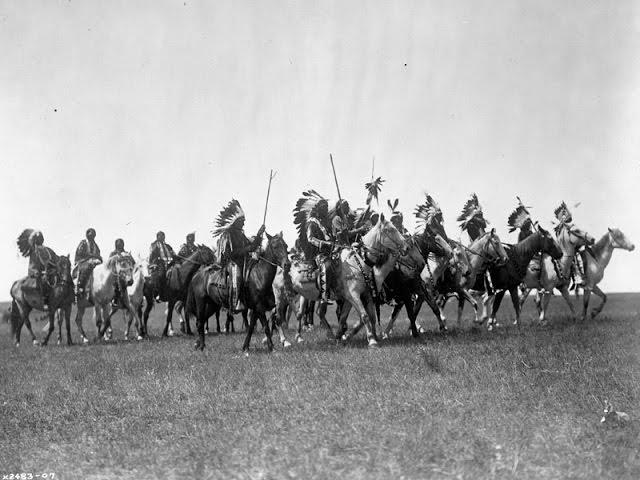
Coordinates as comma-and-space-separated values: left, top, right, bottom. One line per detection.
1, 0, 639, 299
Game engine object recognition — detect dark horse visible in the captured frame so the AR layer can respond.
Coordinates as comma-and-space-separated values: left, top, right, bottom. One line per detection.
482, 226, 562, 329
10, 254, 75, 347
141, 245, 216, 337
186, 232, 290, 352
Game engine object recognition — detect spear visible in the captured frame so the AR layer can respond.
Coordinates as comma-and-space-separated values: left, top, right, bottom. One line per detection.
262, 169, 276, 226
329, 154, 342, 202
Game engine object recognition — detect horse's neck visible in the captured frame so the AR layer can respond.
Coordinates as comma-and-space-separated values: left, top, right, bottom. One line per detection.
588, 233, 614, 270
467, 237, 488, 272
374, 253, 399, 288
511, 233, 541, 266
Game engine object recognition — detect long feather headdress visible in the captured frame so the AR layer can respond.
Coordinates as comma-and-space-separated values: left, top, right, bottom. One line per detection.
415, 193, 444, 234
457, 193, 488, 231
212, 199, 245, 237
507, 197, 532, 233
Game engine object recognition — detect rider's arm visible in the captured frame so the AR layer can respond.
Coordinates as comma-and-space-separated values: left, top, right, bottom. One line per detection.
74, 241, 86, 264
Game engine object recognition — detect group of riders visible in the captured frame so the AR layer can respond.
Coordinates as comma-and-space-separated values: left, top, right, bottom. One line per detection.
16, 191, 591, 318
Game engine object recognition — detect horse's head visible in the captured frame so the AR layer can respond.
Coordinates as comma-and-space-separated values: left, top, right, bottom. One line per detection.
55, 255, 73, 287
265, 232, 290, 270
450, 242, 471, 285
608, 228, 635, 251
558, 226, 595, 254
537, 225, 563, 259
110, 252, 136, 286
194, 244, 216, 264
362, 213, 407, 259
481, 229, 508, 265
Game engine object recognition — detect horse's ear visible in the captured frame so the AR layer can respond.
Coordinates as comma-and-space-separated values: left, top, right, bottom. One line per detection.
608, 227, 613, 233
379, 213, 385, 223
279, 231, 283, 238
266, 232, 272, 240
491, 228, 496, 235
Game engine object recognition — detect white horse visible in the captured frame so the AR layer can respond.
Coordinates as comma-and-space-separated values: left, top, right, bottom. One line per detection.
74, 252, 140, 342
104, 259, 146, 340
519, 225, 594, 323
579, 228, 634, 321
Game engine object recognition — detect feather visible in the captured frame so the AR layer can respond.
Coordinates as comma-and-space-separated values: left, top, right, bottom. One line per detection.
365, 177, 385, 205
554, 201, 572, 224
415, 193, 447, 238
17, 229, 43, 257
212, 199, 245, 237
293, 190, 330, 258
457, 193, 488, 232
507, 204, 532, 232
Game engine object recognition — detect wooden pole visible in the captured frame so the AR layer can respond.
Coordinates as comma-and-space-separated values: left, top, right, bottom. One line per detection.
262, 169, 275, 225
329, 154, 342, 202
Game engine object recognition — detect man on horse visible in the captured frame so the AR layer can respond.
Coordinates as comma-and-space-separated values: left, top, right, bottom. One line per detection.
149, 231, 175, 268
554, 201, 592, 288
17, 229, 55, 302
177, 232, 198, 263
74, 228, 103, 299
332, 199, 367, 246
108, 238, 126, 306
294, 192, 335, 304
213, 199, 265, 312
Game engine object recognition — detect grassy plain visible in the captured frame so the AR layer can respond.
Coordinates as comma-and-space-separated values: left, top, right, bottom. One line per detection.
1, 293, 639, 479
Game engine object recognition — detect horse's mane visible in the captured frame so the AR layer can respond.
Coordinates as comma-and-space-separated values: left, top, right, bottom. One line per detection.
212, 199, 245, 237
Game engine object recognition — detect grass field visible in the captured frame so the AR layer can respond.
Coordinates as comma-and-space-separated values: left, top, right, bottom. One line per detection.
1, 293, 639, 479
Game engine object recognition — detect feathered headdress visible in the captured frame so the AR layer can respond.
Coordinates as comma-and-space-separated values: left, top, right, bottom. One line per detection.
17, 229, 44, 257
457, 193, 488, 232
415, 193, 445, 237
293, 190, 329, 258
212, 199, 245, 237
507, 197, 532, 233
365, 177, 385, 206
553, 201, 573, 235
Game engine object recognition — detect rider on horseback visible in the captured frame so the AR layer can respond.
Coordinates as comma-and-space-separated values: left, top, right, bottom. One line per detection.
108, 238, 126, 306
149, 231, 175, 302
74, 228, 103, 299
17, 229, 54, 303
213, 200, 265, 313
331, 199, 367, 246
554, 201, 592, 289
177, 232, 198, 262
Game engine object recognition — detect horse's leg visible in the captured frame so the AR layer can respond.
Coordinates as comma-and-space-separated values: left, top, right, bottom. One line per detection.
412, 297, 426, 333
488, 290, 506, 331
165, 300, 180, 336
56, 309, 63, 345
194, 298, 207, 351
519, 287, 532, 310
74, 304, 89, 344
383, 302, 404, 339
405, 298, 420, 338
509, 287, 522, 327
11, 303, 28, 347
258, 312, 274, 352
558, 286, 577, 319
242, 310, 259, 352
436, 295, 448, 326
216, 309, 222, 333
273, 298, 291, 347
316, 300, 336, 340
590, 285, 607, 319
581, 288, 591, 322
23, 311, 39, 345
63, 306, 73, 345
295, 298, 306, 342
225, 311, 233, 334
343, 293, 377, 347
423, 290, 447, 332
241, 310, 248, 331
142, 294, 153, 337
537, 290, 550, 324
41, 308, 56, 346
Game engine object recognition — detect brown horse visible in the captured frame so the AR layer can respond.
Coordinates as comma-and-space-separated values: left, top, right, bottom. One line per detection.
10, 254, 75, 347
141, 245, 216, 337
186, 232, 290, 352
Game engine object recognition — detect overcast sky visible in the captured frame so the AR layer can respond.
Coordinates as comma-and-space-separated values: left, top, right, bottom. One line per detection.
1, 0, 639, 298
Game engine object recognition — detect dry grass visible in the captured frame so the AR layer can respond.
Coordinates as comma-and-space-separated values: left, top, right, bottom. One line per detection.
1, 293, 639, 479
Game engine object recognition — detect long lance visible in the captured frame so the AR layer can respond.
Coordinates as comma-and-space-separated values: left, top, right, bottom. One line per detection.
262, 169, 276, 226
329, 154, 342, 202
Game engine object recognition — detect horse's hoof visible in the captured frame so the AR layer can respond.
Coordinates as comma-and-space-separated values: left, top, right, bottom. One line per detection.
33, 339, 39, 346
382, 332, 389, 340
296, 335, 304, 343
57, 339, 61, 345
243, 350, 250, 357
39, 341, 47, 347
167, 329, 174, 337
205, 328, 209, 335
368, 339, 380, 348
136, 335, 143, 341
439, 325, 448, 332
283, 340, 292, 348
123, 337, 129, 341
418, 326, 426, 334
341, 334, 348, 342
15, 343, 19, 348
262, 337, 268, 345
82, 336, 89, 344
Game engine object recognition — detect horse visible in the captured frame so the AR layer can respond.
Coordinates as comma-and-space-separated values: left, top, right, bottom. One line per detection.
74, 252, 139, 342
482, 226, 563, 329
103, 260, 146, 340
331, 214, 408, 347
519, 225, 594, 323
10, 254, 75, 347
141, 245, 216, 337
393, 230, 508, 333
381, 234, 450, 339
187, 232, 290, 352
579, 228, 634, 321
